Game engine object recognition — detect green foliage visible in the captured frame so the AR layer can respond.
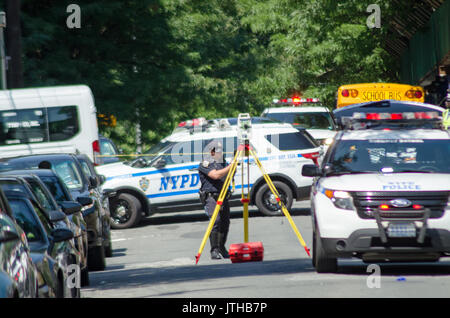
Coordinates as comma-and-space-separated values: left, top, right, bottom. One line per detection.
14, 0, 402, 152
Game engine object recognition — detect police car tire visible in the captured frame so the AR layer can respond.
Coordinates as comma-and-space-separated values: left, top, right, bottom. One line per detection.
313, 227, 338, 273
110, 193, 142, 229
255, 181, 293, 216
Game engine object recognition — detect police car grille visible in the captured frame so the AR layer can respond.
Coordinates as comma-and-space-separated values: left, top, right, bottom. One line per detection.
350, 191, 449, 220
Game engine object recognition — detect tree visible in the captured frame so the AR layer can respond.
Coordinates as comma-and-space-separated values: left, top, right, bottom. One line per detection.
5, 0, 24, 88
11, 0, 404, 152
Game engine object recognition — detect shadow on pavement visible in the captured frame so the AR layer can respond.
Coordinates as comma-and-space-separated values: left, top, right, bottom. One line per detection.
86, 258, 315, 292
134, 206, 310, 228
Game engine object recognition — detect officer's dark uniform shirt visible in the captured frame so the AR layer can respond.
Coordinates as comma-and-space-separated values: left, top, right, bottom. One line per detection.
198, 160, 227, 193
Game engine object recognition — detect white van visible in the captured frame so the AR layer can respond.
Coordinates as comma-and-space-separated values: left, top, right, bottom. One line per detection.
0, 85, 101, 164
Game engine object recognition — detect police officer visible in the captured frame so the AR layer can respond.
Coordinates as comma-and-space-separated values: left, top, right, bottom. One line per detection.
443, 88, 450, 130
198, 140, 232, 259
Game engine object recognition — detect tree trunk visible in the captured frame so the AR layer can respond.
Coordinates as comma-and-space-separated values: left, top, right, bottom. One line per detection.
5, 0, 23, 88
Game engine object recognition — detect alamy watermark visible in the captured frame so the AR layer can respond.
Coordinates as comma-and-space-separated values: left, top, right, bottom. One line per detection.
366, 4, 381, 29
66, 264, 81, 289
366, 264, 381, 288
66, 4, 81, 29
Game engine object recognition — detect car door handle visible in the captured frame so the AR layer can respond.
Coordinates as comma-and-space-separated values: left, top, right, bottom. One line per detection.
189, 168, 198, 171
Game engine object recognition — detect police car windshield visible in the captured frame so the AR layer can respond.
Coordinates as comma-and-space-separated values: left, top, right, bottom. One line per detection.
142, 141, 175, 165
329, 139, 450, 174
264, 112, 335, 130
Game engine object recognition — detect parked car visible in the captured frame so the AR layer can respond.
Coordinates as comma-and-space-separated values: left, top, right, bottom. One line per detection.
0, 170, 89, 286
0, 175, 81, 291
0, 154, 110, 271
4, 190, 78, 297
99, 135, 122, 165
0, 188, 39, 298
261, 99, 337, 147
76, 154, 113, 257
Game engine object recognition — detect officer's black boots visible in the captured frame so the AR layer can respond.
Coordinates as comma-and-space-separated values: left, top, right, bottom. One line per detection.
210, 231, 223, 259
210, 230, 230, 259
218, 232, 229, 259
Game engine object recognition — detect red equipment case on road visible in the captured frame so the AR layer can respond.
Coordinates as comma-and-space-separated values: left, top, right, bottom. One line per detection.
229, 242, 264, 263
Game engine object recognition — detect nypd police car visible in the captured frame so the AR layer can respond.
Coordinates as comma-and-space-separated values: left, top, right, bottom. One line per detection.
302, 109, 450, 273
97, 117, 322, 229
261, 97, 337, 147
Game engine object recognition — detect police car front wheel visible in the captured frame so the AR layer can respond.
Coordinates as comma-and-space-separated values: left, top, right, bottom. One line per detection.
255, 181, 293, 217
110, 193, 142, 229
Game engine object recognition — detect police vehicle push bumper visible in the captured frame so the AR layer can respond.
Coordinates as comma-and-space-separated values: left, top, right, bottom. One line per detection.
313, 174, 450, 263
314, 193, 450, 262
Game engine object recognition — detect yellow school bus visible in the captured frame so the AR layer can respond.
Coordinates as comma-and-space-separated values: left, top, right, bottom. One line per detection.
336, 83, 425, 108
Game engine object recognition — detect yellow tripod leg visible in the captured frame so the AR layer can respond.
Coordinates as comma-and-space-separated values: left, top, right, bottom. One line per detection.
249, 149, 311, 257
195, 149, 243, 264
241, 150, 250, 243
243, 196, 249, 243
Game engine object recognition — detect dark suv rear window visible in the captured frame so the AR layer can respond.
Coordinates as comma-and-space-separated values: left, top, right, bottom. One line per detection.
265, 131, 318, 150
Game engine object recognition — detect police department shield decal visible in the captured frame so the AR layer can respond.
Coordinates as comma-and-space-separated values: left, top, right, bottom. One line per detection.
139, 177, 150, 191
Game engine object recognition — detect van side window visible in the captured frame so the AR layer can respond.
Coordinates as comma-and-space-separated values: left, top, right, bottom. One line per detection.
48, 106, 79, 141
0, 108, 47, 145
0, 106, 79, 145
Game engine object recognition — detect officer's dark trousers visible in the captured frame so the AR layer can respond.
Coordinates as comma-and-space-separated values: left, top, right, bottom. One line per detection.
204, 196, 230, 234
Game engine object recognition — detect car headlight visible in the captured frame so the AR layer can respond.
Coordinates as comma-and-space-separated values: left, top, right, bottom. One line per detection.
323, 189, 355, 210
323, 137, 334, 146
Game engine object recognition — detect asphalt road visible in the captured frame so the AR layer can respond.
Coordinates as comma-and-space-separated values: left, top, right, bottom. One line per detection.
82, 201, 450, 298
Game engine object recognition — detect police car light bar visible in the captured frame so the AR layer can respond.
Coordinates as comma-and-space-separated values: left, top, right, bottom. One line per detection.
352, 112, 440, 120
178, 117, 207, 128
341, 111, 442, 130
272, 97, 320, 106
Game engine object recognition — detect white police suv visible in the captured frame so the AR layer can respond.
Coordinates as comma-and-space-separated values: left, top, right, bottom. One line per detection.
261, 97, 337, 147
302, 109, 450, 273
97, 117, 322, 229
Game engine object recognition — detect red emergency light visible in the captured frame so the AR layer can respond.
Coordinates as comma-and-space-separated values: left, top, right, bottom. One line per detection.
341, 89, 358, 98
353, 112, 439, 121
177, 117, 207, 128
405, 90, 423, 99
273, 97, 320, 105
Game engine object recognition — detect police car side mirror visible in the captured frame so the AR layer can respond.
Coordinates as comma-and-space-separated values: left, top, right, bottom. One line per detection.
155, 158, 166, 168
302, 164, 322, 177
98, 175, 106, 185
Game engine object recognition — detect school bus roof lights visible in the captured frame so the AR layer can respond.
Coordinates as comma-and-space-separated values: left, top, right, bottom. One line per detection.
405, 89, 423, 99
341, 89, 358, 98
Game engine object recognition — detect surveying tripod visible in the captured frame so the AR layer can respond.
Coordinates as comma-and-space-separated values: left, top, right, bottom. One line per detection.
195, 114, 311, 264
